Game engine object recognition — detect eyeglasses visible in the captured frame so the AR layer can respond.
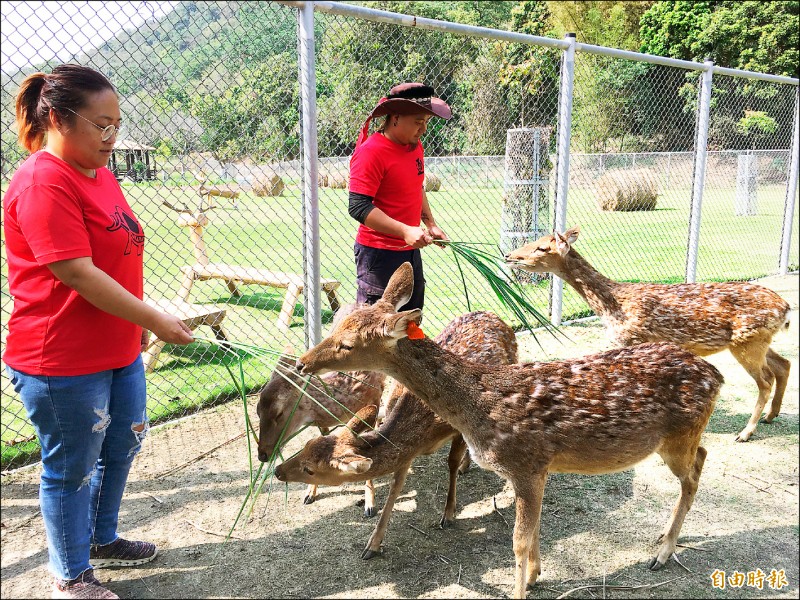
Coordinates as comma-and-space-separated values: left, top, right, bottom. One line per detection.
64, 107, 121, 142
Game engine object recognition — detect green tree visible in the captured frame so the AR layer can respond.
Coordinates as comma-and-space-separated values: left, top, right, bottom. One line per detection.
640, 1, 798, 149
549, 1, 656, 50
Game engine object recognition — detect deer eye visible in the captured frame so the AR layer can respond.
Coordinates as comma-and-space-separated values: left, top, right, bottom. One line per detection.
302, 466, 315, 475
338, 342, 353, 351
536, 247, 548, 253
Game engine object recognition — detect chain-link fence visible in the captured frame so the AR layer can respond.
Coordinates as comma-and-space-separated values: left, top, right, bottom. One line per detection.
2, 0, 798, 469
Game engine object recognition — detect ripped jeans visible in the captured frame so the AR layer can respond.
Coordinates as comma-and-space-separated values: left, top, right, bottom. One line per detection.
6, 356, 148, 580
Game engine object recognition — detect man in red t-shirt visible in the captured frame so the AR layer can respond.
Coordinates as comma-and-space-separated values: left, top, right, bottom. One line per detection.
348, 82, 452, 311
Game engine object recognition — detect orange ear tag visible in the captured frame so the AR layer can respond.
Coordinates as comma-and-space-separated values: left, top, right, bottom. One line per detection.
406, 321, 425, 340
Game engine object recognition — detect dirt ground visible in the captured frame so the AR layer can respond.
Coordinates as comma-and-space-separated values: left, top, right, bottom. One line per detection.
2, 274, 798, 599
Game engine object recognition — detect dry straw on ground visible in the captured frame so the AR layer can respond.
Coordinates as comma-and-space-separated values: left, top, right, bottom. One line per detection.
596, 168, 658, 211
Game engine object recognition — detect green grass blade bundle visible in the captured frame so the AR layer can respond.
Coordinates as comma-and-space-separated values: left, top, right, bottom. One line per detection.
192, 335, 392, 539
441, 241, 564, 342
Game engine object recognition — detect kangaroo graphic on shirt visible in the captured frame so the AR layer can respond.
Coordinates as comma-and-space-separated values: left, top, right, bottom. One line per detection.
107, 206, 144, 256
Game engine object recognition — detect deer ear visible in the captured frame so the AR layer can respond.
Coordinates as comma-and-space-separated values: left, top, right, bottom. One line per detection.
555, 228, 576, 256
563, 226, 580, 245
385, 309, 423, 339
381, 263, 414, 310
342, 405, 378, 436
333, 454, 373, 474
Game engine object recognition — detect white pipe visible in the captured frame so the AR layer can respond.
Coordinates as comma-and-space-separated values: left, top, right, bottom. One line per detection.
780, 88, 799, 275
277, 2, 798, 85
277, 1, 569, 49
551, 33, 576, 326
686, 60, 714, 283
298, 2, 322, 346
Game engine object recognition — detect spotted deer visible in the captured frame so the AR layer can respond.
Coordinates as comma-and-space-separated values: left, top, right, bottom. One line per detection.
505, 226, 791, 442
275, 311, 518, 559
294, 262, 724, 599
257, 346, 386, 516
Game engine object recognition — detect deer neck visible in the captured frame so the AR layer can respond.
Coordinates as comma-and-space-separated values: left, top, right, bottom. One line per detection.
556, 249, 622, 319
351, 401, 432, 478
380, 338, 483, 433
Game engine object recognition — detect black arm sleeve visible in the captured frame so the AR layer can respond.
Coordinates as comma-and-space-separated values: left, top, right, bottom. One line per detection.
348, 191, 376, 224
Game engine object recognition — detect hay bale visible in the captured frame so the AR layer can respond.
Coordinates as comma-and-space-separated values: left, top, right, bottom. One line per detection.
424, 172, 441, 192
252, 170, 285, 197
327, 172, 349, 189
596, 168, 658, 211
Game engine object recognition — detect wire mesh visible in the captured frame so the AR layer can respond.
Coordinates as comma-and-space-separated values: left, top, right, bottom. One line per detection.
1, 1, 797, 469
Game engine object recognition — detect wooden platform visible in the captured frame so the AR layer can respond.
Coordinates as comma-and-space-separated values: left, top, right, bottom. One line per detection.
142, 298, 228, 373
178, 263, 341, 330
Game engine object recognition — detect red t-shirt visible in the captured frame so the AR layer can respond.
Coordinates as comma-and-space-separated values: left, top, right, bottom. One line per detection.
349, 132, 425, 250
3, 151, 144, 375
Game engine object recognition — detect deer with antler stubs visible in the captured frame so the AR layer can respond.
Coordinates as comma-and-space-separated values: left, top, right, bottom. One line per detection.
275, 311, 517, 559
505, 226, 791, 443
294, 263, 724, 599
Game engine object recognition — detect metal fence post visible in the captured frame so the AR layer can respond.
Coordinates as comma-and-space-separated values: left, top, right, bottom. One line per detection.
551, 33, 576, 326
299, 1, 322, 347
685, 59, 714, 283
780, 88, 799, 275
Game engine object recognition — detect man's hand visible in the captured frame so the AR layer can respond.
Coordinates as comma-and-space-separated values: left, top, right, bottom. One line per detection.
403, 225, 434, 249
427, 225, 450, 248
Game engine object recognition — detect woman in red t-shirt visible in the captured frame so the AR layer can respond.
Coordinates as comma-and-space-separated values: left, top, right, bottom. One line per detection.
348, 82, 452, 311
2, 64, 193, 599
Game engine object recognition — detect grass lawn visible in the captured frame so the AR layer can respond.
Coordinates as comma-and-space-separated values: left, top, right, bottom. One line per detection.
1, 178, 797, 468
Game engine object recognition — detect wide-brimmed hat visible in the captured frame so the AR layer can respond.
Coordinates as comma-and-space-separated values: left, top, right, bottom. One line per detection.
356, 82, 451, 146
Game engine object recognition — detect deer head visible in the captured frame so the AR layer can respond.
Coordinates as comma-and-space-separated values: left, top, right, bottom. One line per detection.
504, 226, 580, 274
296, 263, 422, 376
256, 350, 311, 462
274, 405, 379, 484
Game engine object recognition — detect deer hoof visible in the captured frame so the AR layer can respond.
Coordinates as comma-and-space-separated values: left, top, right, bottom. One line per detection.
361, 547, 381, 560
761, 414, 777, 424
363, 506, 376, 518
647, 556, 666, 571
734, 432, 751, 443
303, 495, 316, 505
439, 516, 454, 529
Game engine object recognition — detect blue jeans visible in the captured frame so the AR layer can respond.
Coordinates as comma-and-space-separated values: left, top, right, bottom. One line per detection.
6, 356, 148, 580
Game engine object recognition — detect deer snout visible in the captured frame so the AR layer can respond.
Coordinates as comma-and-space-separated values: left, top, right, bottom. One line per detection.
257, 449, 271, 463
295, 360, 307, 374
274, 463, 287, 481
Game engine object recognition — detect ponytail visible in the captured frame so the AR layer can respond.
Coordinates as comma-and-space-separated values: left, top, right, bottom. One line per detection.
15, 72, 49, 153
13, 64, 116, 154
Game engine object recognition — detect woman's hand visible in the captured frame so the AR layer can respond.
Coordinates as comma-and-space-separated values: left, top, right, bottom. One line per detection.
140, 329, 151, 352
149, 312, 194, 345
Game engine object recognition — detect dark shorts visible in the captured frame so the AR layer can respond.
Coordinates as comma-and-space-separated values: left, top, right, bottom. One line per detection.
354, 242, 425, 311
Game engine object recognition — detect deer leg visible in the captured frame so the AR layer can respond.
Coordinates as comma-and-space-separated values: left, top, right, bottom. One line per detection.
458, 440, 472, 474
651, 442, 706, 570
303, 484, 318, 505
362, 464, 411, 560
526, 472, 547, 590
763, 349, 791, 422
730, 342, 774, 442
363, 478, 376, 518
441, 434, 467, 528
510, 475, 546, 598
301, 425, 330, 505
